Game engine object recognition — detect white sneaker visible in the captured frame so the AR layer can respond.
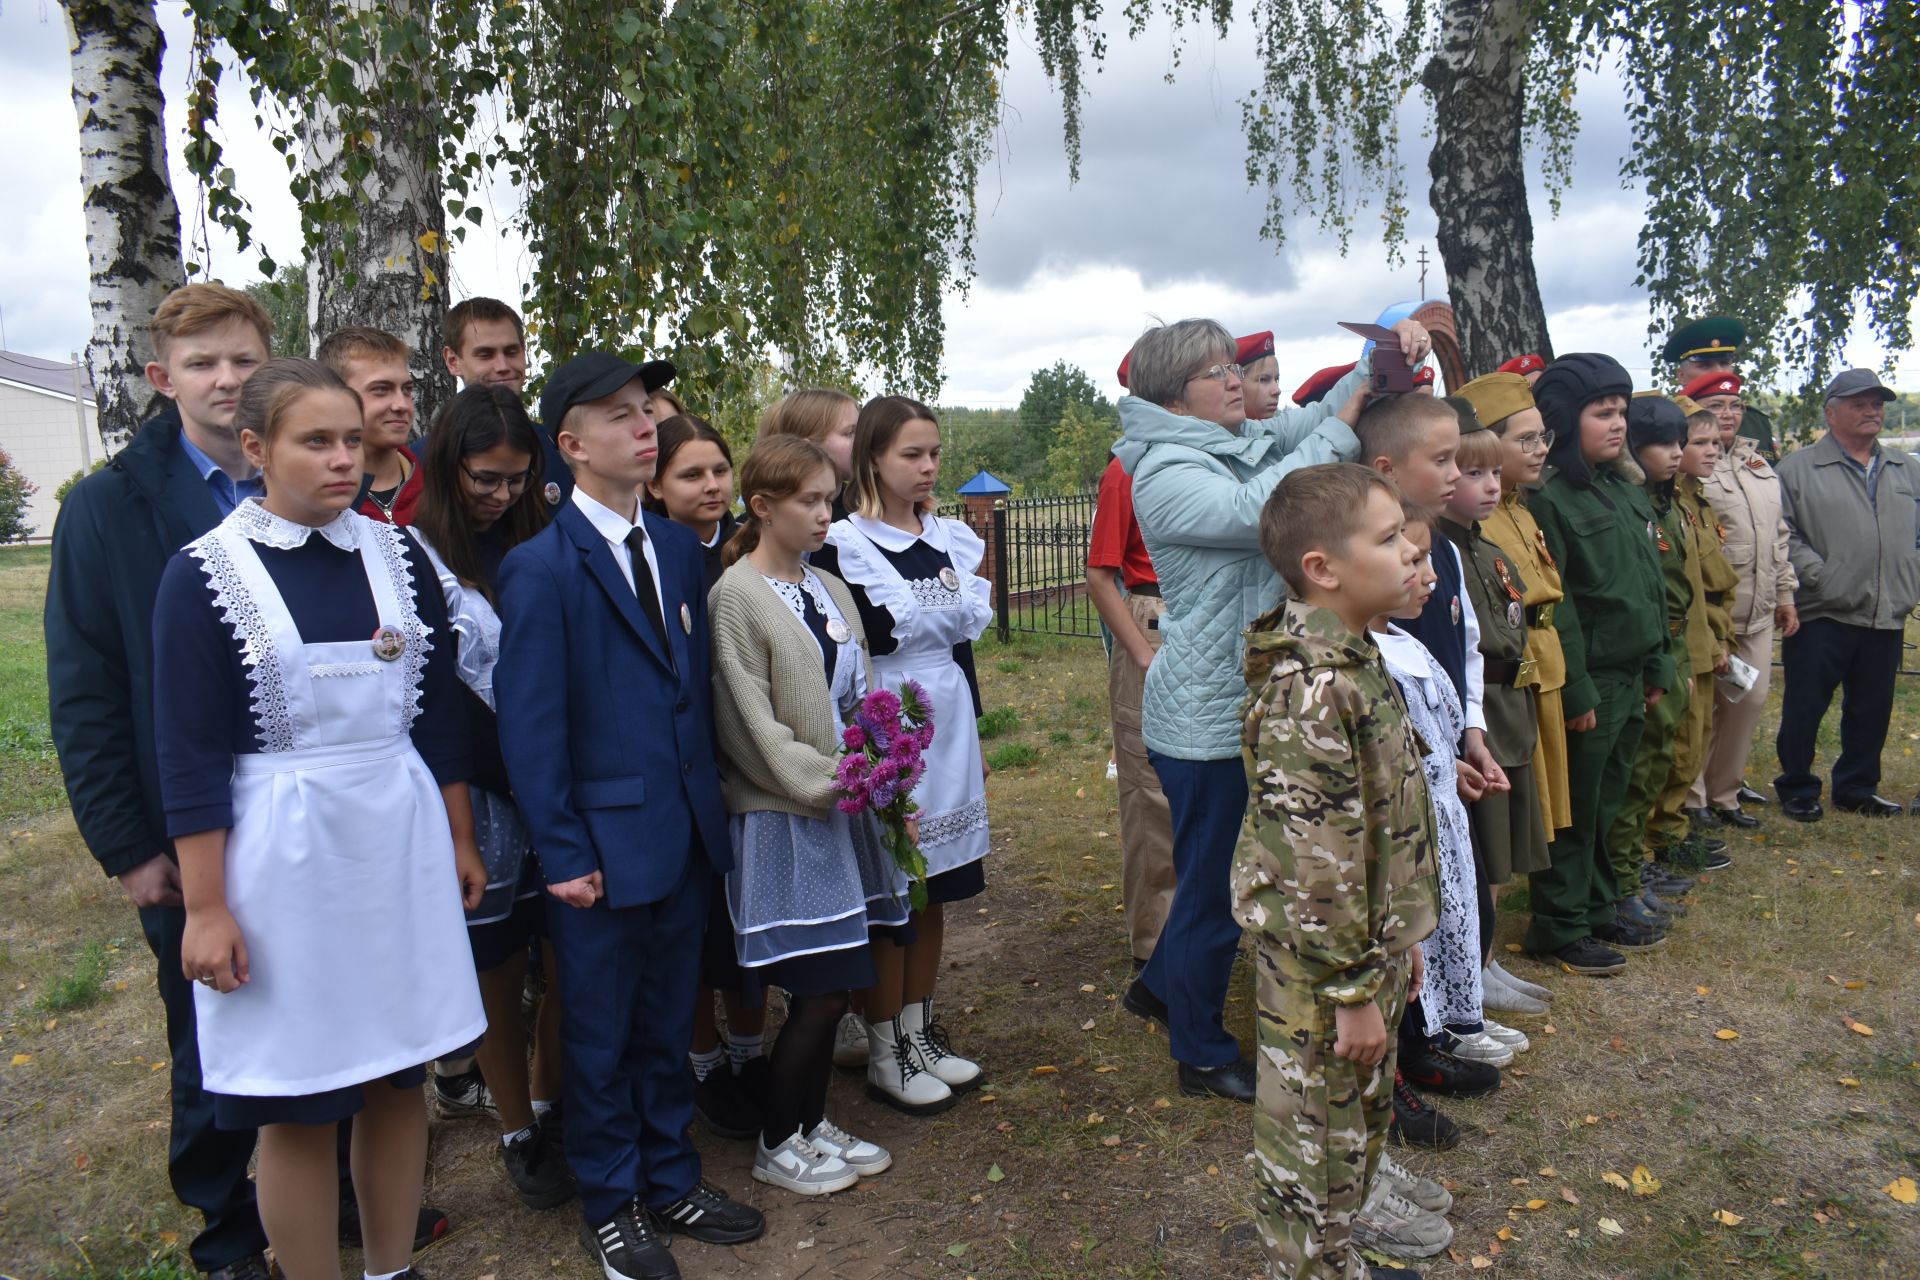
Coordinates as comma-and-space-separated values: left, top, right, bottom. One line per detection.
806, 1117, 892, 1176
1354, 1180, 1453, 1258
1481, 1018, 1531, 1053
1105, 759, 1118, 782
752, 1130, 859, 1196
1441, 1029, 1515, 1067
831, 1011, 869, 1070
899, 998, 982, 1092
1487, 958, 1552, 1001
864, 1015, 955, 1114
1378, 1150, 1452, 1214
1482, 966, 1550, 1016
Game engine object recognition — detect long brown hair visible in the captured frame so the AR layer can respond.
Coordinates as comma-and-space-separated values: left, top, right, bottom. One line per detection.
414, 386, 550, 602
846, 395, 939, 520
721, 435, 836, 569
757, 387, 857, 446
233, 357, 359, 447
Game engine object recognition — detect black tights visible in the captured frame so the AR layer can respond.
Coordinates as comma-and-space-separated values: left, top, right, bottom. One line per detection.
760, 991, 848, 1148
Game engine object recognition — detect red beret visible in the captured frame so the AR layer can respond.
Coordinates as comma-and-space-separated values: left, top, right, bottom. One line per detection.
1498, 353, 1545, 376
1292, 361, 1357, 406
1680, 371, 1742, 401
1235, 331, 1276, 367
1117, 349, 1133, 389
1412, 366, 1436, 387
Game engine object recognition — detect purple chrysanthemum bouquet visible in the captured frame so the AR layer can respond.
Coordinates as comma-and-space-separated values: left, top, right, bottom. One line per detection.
835, 680, 937, 910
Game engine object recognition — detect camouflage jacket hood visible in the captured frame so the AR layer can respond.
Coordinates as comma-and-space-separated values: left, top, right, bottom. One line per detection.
1234, 600, 1440, 1005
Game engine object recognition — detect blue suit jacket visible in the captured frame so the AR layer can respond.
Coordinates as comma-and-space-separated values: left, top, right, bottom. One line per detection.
495, 500, 730, 907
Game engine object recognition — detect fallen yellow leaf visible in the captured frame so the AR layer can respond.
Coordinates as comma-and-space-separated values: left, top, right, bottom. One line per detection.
1101, 1135, 1122, 1148
1583, 1114, 1600, 1125
1837, 1077, 1861, 1088
1094, 1064, 1119, 1073
1505, 942, 1523, 953
1031, 1065, 1058, 1074
9, 1053, 29, 1067
1538, 1165, 1558, 1177
1715, 1028, 1740, 1041
1884, 1176, 1918, 1205
1470, 1257, 1493, 1270
1712, 1208, 1744, 1226
1496, 1226, 1514, 1241
1603, 1171, 1631, 1191
1084, 1113, 1104, 1126
1695, 984, 1711, 995
1598, 1216, 1625, 1236
1632, 1165, 1662, 1197
1845, 1019, 1875, 1037
1525, 1198, 1550, 1210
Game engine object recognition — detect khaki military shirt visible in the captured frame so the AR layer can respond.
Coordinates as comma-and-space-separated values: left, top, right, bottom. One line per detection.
1483, 490, 1568, 696
1700, 439, 1797, 634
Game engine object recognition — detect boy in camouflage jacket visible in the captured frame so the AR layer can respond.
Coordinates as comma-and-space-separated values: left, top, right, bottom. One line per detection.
1236, 463, 1441, 1280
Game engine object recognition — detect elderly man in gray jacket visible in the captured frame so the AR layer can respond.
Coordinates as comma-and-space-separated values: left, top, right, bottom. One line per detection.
1773, 369, 1920, 821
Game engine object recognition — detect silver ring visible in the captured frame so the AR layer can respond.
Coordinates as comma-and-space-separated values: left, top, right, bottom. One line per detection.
198, 975, 216, 987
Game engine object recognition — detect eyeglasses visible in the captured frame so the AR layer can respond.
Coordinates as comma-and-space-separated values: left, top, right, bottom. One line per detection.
461, 464, 533, 495
1510, 430, 1554, 453
1188, 362, 1244, 384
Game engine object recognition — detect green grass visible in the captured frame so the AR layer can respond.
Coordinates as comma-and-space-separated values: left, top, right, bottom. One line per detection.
41, 940, 111, 1013
988, 742, 1041, 770
0, 546, 64, 820
977, 705, 1022, 739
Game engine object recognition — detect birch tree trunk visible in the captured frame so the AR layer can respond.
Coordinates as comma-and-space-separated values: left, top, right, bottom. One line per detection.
62, 0, 186, 450
1423, 0, 1552, 376
303, 0, 451, 429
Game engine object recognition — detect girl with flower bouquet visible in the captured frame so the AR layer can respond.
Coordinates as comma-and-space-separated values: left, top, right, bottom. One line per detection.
709, 436, 913, 1196
812, 397, 994, 1114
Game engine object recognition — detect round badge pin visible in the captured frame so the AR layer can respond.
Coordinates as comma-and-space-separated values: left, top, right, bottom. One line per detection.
544, 481, 562, 506
371, 625, 406, 661
1450, 596, 1461, 625
1507, 600, 1524, 630
826, 618, 852, 644
680, 602, 693, 634
938, 566, 961, 592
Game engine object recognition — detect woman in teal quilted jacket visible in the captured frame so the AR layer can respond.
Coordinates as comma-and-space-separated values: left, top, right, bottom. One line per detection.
1109, 314, 1431, 1101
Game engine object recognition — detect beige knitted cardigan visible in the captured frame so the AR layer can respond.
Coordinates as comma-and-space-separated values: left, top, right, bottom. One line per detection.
709, 556, 874, 821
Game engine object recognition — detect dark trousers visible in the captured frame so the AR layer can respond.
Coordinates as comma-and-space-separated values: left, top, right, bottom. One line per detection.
1140, 752, 1248, 1068
1525, 669, 1645, 951
140, 902, 269, 1272
547, 859, 707, 1224
1775, 617, 1903, 803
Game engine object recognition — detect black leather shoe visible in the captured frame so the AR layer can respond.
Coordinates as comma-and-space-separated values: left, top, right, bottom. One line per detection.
207, 1257, 271, 1280
1712, 806, 1762, 829
656, 1179, 765, 1245
581, 1200, 679, 1279
1737, 784, 1771, 807
1834, 793, 1902, 817
1177, 1057, 1256, 1102
1698, 833, 1728, 853
1685, 805, 1721, 829
1399, 1041, 1501, 1098
1122, 977, 1169, 1028
1782, 797, 1824, 823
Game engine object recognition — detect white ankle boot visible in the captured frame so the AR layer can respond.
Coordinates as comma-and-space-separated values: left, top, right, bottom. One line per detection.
898, 998, 982, 1092
864, 1015, 955, 1115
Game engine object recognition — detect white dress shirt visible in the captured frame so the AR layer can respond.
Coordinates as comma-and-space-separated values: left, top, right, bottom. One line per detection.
571, 486, 667, 624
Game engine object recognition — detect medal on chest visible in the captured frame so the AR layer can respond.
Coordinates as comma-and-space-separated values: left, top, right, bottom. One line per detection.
937, 566, 961, 592
826, 617, 852, 644
680, 602, 693, 634
371, 625, 406, 661
1493, 556, 1524, 630
543, 481, 563, 506
1654, 522, 1672, 553
1450, 595, 1461, 625
1533, 527, 1556, 571
1745, 457, 1767, 473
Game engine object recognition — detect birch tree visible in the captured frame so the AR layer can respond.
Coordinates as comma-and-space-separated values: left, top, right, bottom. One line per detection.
62, 0, 186, 448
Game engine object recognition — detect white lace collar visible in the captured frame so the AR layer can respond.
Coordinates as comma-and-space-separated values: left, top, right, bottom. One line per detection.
228, 498, 363, 551
848, 511, 935, 553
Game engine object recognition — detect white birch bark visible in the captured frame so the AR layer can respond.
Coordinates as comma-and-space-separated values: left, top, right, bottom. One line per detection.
303, 0, 452, 429
62, 0, 186, 449
1423, 0, 1553, 376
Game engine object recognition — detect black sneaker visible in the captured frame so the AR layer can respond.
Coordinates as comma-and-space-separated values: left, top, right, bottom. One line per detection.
1593, 920, 1667, 951
1389, 1072, 1460, 1150
655, 1179, 766, 1245
431, 1066, 496, 1120
580, 1199, 678, 1280
1122, 977, 1168, 1028
340, 1199, 450, 1250
539, 1099, 566, 1151
504, 1123, 577, 1209
1680, 835, 1733, 870
692, 1064, 761, 1140
1539, 936, 1626, 975
1640, 864, 1694, 894
1371, 1267, 1424, 1280
1176, 1057, 1256, 1103
1639, 888, 1687, 919
1399, 1041, 1501, 1098
207, 1256, 271, 1280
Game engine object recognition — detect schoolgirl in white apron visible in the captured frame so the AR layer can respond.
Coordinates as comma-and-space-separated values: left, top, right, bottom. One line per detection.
152, 357, 485, 1280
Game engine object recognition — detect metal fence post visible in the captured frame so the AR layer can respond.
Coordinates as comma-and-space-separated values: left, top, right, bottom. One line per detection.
992, 500, 1010, 643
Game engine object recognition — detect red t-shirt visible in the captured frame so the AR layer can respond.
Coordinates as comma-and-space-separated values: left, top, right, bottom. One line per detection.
357, 444, 425, 526
1087, 456, 1158, 590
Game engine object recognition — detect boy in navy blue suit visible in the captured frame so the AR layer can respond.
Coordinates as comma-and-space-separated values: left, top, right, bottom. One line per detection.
496, 352, 763, 1280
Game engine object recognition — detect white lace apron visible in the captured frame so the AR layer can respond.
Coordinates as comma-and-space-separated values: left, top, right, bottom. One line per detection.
827, 515, 993, 878
189, 509, 485, 1096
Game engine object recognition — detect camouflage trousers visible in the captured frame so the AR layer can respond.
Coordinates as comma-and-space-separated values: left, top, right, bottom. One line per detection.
1252, 947, 1411, 1280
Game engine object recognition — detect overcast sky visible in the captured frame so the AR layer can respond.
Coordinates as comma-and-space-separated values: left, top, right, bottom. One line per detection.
4, 3, 1913, 407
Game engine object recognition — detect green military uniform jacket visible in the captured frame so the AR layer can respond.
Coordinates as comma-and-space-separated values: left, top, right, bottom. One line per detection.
1647, 483, 1696, 646
1531, 454, 1672, 719
1233, 599, 1439, 1006
1439, 516, 1538, 768
1677, 476, 1739, 670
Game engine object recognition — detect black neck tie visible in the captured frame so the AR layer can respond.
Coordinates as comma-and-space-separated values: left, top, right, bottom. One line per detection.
624, 528, 671, 657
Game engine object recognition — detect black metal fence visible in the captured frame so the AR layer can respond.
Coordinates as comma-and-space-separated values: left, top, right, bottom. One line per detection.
940, 490, 1103, 641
